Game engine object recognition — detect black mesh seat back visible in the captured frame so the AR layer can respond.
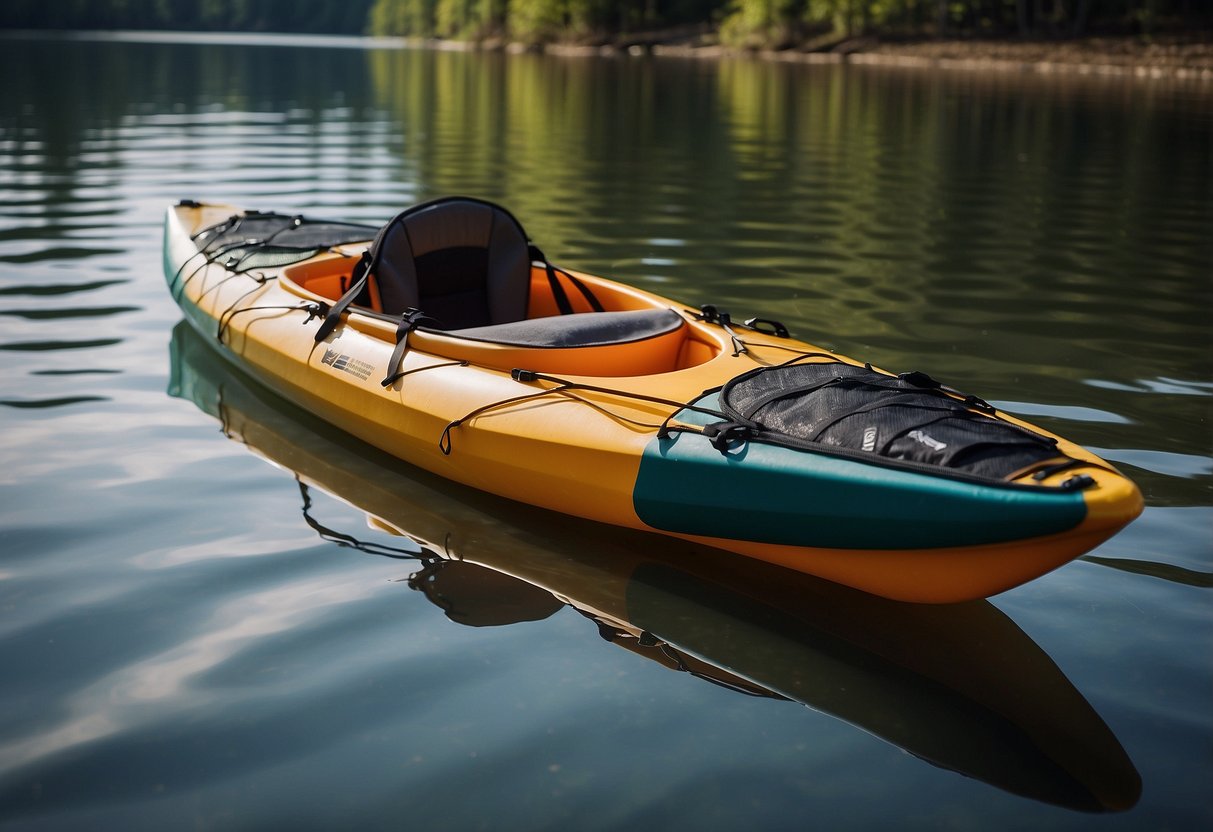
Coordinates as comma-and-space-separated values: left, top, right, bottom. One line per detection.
373, 198, 531, 329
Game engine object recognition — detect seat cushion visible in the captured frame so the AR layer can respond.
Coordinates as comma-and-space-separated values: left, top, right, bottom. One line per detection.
446, 309, 684, 348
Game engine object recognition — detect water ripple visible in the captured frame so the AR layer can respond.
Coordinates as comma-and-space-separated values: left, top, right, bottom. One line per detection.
0, 338, 123, 352
1091, 447, 1213, 480
1087, 377, 1213, 397
0, 306, 140, 320
992, 400, 1133, 425
0, 281, 127, 296
0, 396, 110, 410
0, 247, 126, 263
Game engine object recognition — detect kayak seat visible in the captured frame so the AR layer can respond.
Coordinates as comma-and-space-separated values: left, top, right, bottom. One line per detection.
372, 197, 531, 330
446, 308, 685, 349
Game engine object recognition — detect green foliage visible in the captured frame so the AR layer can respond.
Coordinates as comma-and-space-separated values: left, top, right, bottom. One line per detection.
0, 0, 1204, 42
505, 0, 562, 40
369, 0, 437, 35
434, 0, 468, 37
720, 0, 808, 46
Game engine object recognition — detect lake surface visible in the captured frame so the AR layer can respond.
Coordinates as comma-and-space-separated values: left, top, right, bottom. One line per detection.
1, 33, 1210, 830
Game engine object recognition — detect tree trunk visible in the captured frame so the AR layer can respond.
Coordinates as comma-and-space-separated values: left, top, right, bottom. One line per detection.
1072, 0, 1091, 36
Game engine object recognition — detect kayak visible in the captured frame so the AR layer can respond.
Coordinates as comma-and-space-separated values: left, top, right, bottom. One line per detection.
162, 197, 1142, 603
169, 318, 1141, 811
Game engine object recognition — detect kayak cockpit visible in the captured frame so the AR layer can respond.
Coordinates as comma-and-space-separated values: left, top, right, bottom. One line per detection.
277, 196, 726, 376
282, 255, 721, 375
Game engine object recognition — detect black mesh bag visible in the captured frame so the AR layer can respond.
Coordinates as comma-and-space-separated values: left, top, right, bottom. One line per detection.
719, 363, 1066, 481
194, 211, 376, 272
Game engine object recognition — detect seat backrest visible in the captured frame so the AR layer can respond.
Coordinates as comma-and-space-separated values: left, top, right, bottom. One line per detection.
370, 197, 531, 330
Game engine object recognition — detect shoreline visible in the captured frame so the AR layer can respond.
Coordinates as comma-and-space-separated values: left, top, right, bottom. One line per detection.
552, 34, 1213, 82
5, 28, 1209, 82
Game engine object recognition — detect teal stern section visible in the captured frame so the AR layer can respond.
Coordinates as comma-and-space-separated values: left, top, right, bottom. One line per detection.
632, 396, 1088, 550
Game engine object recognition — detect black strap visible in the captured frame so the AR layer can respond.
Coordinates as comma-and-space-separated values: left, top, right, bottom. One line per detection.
314, 251, 371, 343
558, 266, 605, 312
381, 308, 432, 387
900, 370, 996, 414
546, 261, 574, 315
530, 244, 573, 315
529, 245, 605, 315
701, 421, 754, 453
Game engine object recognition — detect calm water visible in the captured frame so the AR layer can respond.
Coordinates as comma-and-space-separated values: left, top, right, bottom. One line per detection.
1, 33, 1210, 831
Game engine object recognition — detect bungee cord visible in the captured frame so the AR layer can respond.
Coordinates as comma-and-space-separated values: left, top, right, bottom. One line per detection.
216, 300, 322, 345
439, 369, 732, 456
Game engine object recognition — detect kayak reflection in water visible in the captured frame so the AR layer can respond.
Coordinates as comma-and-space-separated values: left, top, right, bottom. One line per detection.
169, 320, 1141, 813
